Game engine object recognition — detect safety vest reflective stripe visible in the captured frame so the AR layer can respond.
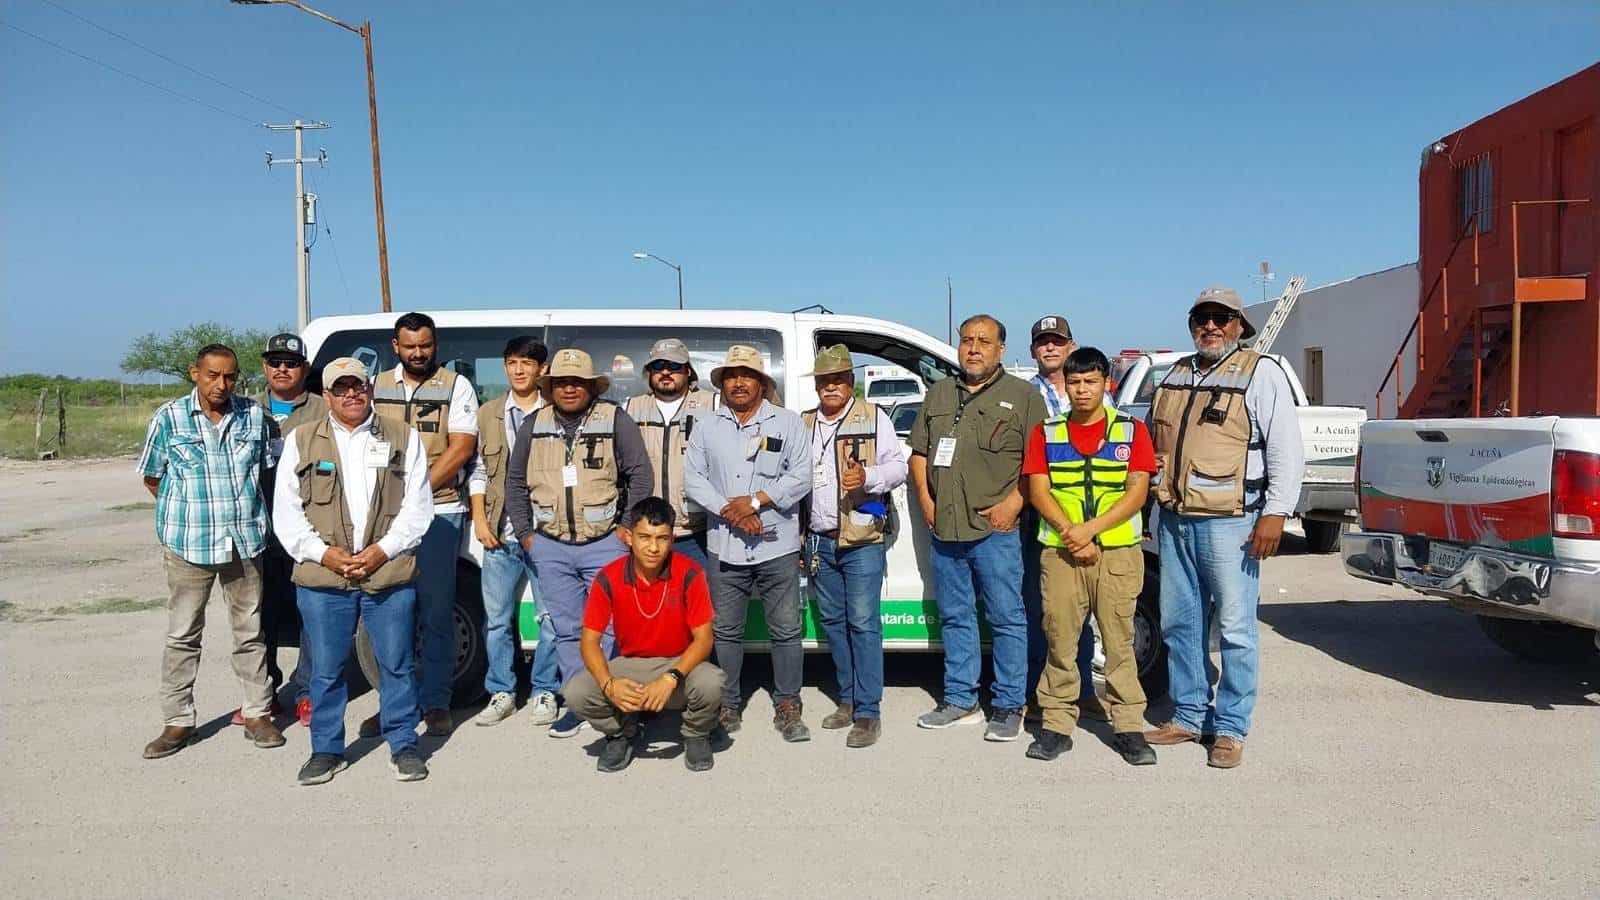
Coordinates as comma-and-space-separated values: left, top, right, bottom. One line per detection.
1038, 410, 1141, 549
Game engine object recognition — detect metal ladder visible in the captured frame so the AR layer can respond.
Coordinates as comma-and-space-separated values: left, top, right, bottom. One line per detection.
1251, 274, 1306, 355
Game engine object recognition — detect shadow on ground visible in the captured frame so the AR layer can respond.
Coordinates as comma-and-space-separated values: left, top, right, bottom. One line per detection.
1259, 598, 1599, 708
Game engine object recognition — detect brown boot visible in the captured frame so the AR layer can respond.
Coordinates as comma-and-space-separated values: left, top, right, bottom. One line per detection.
241, 716, 286, 749
422, 708, 453, 737
821, 704, 854, 730
142, 725, 194, 759
1207, 736, 1245, 769
1143, 721, 1201, 745
772, 699, 811, 743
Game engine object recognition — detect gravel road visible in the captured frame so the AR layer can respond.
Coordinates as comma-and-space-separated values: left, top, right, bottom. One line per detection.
1, 460, 1595, 898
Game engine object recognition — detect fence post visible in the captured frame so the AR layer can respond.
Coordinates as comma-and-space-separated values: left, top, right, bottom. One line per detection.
56, 387, 66, 449
34, 388, 47, 455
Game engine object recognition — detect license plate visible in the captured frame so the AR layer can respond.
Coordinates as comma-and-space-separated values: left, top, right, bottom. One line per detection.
1428, 541, 1469, 573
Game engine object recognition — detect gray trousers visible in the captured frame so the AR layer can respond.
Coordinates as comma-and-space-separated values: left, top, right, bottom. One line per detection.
159, 547, 273, 726
564, 657, 726, 738
706, 552, 803, 709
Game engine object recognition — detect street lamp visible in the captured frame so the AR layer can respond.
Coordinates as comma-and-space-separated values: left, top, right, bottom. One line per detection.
232, 0, 394, 314
632, 251, 684, 310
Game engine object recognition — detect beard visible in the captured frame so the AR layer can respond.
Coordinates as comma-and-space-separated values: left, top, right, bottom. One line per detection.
1193, 336, 1239, 363
401, 355, 436, 378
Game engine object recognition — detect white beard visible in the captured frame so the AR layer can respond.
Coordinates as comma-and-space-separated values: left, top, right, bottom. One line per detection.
1193, 337, 1239, 363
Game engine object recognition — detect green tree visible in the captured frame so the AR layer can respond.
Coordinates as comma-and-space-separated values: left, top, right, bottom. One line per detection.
121, 322, 280, 394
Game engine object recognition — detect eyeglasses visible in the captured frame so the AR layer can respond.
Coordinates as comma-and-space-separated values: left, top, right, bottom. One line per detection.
327, 381, 368, 397
1189, 310, 1242, 328
265, 358, 304, 370
646, 361, 689, 373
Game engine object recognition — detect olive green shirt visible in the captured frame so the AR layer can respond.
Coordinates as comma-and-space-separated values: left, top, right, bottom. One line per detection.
909, 371, 1045, 542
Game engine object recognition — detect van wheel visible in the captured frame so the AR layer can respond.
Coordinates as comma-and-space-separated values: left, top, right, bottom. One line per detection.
1476, 615, 1598, 664
1135, 564, 1169, 700
354, 565, 488, 709
1302, 520, 1344, 554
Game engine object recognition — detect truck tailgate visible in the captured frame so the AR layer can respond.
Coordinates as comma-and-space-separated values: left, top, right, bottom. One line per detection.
1300, 406, 1363, 486
1359, 417, 1558, 557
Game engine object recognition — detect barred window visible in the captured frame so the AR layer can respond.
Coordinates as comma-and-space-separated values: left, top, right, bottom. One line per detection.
1456, 154, 1494, 234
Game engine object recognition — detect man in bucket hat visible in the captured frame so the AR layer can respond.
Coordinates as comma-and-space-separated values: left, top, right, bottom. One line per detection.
625, 338, 718, 567
1144, 286, 1302, 769
506, 348, 653, 740
685, 345, 812, 741
801, 344, 906, 748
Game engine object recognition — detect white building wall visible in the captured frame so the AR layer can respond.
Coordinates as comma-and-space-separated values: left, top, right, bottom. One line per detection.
1245, 263, 1419, 418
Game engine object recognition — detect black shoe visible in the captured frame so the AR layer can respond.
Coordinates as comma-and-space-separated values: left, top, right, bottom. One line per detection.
1112, 731, 1158, 766
389, 747, 429, 782
1025, 729, 1073, 761
683, 736, 714, 772
597, 732, 636, 773
297, 753, 347, 786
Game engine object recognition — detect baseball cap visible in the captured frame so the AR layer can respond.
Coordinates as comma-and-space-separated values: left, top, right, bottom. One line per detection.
263, 332, 307, 361
645, 338, 692, 366
322, 357, 369, 386
1030, 315, 1072, 342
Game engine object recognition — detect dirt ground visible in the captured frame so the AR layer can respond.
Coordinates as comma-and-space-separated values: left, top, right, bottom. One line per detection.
1, 459, 1596, 898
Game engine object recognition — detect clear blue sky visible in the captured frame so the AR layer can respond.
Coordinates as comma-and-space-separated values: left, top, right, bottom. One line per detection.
3, 1, 1596, 378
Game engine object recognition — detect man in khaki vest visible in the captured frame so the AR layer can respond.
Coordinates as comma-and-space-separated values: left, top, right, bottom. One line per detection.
505, 348, 652, 739
272, 357, 435, 785
802, 345, 906, 749
1144, 287, 1303, 769
624, 337, 717, 567
466, 336, 562, 727
256, 332, 328, 728
370, 311, 479, 736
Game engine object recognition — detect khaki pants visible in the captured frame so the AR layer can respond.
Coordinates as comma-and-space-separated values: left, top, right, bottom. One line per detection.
159, 547, 272, 726
1036, 544, 1147, 734
564, 657, 725, 739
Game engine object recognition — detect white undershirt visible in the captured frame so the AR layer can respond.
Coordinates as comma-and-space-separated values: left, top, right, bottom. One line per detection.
656, 396, 685, 422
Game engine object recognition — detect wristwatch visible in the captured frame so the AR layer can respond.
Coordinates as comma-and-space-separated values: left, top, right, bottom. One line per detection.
666, 668, 686, 684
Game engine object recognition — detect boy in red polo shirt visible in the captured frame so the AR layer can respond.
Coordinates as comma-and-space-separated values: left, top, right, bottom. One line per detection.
564, 496, 725, 773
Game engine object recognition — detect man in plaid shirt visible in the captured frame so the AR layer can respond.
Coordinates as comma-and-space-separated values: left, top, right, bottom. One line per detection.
137, 343, 285, 759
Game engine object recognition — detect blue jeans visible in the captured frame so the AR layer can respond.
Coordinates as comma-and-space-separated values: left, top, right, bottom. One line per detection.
528, 533, 624, 686
1022, 518, 1096, 704
1158, 510, 1261, 741
415, 513, 463, 711
808, 535, 886, 719
529, 613, 559, 696
297, 583, 419, 756
480, 541, 538, 697
931, 529, 1028, 711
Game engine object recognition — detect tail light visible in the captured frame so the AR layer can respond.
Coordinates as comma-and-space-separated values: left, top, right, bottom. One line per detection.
1552, 450, 1600, 539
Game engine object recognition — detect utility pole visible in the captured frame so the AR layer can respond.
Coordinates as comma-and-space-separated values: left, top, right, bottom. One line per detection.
264, 121, 329, 332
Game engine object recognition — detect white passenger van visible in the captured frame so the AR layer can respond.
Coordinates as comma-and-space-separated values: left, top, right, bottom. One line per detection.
299, 309, 1167, 704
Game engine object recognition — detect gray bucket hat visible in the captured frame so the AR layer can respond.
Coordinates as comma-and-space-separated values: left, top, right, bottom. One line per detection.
1189, 286, 1257, 340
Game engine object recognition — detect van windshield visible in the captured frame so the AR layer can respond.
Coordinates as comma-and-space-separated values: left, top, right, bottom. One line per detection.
866, 379, 920, 399
309, 324, 786, 404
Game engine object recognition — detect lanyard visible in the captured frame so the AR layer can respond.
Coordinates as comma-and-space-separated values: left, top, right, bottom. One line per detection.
813, 398, 854, 474
952, 372, 1000, 430
560, 406, 596, 465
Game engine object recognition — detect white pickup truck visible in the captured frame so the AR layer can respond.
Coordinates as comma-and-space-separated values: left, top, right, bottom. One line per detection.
1110, 351, 1366, 552
1341, 417, 1600, 662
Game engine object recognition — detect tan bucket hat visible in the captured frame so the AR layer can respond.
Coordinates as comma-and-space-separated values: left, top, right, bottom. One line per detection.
710, 345, 780, 401
322, 356, 370, 387
537, 347, 611, 395
1189, 285, 1257, 340
803, 343, 855, 379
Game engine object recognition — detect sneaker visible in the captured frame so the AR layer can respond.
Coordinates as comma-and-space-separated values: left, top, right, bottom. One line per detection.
916, 703, 983, 729
548, 710, 588, 739
422, 708, 453, 737
390, 747, 429, 782
983, 707, 1024, 742
1025, 729, 1073, 761
295, 697, 311, 728
773, 699, 811, 743
297, 752, 347, 786
845, 717, 881, 749
597, 732, 636, 773
474, 692, 516, 727
821, 703, 854, 730
717, 706, 742, 734
526, 691, 560, 726
1112, 731, 1158, 766
683, 736, 714, 772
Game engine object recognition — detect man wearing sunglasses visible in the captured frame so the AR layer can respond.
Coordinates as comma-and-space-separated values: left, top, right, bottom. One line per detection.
624, 338, 717, 567
1145, 286, 1302, 770
257, 333, 328, 728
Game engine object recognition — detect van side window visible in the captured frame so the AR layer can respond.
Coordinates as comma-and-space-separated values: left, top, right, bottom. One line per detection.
543, 326, 784, 404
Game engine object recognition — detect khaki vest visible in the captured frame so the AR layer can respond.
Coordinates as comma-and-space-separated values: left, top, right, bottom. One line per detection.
257, 390, 329, 508
1150, 348, 1266, 517
523, 402, 622, 544
372, 367, 464, 505
625, 390, 715, 537
290, 414, 419, 592
474, 394, 536, 534
803, 399, 892, 547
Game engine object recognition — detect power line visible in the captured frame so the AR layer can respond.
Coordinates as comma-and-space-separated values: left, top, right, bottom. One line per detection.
33, 0, 314, 121
306, 166, 354, 309
1, 20, 261, 125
